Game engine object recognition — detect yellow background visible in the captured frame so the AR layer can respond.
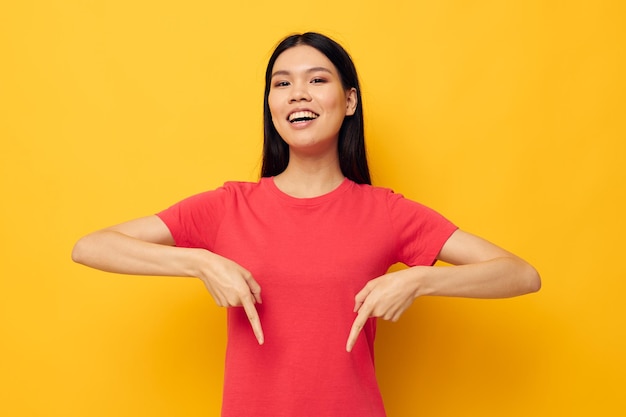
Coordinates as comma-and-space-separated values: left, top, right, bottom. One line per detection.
1, 1, 624, 416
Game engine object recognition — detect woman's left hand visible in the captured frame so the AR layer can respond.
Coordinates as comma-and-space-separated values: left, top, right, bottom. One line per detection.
346, 268, 423, 352
345, 230, 541, 352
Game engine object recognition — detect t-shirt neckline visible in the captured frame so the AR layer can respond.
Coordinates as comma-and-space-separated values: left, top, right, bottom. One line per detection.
262, 176, 353, 206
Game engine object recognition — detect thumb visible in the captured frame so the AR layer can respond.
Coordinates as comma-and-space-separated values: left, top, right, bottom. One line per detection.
244, 273, 262, 304
353, 282, 373, 313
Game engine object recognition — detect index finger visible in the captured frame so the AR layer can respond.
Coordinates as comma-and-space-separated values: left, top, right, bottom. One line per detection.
346, 304, 372, 352
241, 296, 264, 345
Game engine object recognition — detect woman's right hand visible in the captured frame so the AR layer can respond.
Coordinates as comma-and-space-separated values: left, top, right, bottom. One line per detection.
196, 251, 264, 345
72, 215, 264, 345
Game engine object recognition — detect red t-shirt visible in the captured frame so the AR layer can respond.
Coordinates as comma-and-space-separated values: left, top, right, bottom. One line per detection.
157, 177, 457, 417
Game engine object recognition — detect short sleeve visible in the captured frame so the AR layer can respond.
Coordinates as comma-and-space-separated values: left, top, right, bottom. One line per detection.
156, 186, 229, 250
387, 192, 458, 266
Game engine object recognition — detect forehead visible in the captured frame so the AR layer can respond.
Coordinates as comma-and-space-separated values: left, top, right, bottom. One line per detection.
272, 45, 338, 75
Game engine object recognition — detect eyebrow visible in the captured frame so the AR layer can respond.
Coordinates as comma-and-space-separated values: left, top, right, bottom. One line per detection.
271, 67, 333, 78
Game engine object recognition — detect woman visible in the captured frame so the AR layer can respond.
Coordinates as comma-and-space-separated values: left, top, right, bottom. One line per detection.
72, 32, 540, 417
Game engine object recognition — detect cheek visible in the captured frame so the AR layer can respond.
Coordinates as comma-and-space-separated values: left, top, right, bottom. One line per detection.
269, 115, 281, 135
267, 93, 281, 121
320, 88, 346, 111
267, 98, 283, 133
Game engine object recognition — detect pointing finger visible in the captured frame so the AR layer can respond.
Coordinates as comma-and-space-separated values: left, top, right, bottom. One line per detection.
346, 303, 372, 352
241, 296, 264, 345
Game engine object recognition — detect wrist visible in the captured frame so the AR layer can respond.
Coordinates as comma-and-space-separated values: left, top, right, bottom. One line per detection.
408, 265, 434, 298
185, 247, 214, 280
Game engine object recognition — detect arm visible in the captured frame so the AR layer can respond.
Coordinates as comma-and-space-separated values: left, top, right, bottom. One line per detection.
346, 229, 540, 351
72, 215, 264, 344
72, 215, 196, 277
414, 229, 541, 298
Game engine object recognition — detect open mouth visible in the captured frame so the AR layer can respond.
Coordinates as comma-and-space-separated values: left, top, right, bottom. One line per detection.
288, 111, 319, 124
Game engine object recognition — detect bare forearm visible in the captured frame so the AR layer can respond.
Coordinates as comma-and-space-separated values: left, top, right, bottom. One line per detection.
415, 256, 541, 299
73, 226, 266, 343
72, 230, 203, 278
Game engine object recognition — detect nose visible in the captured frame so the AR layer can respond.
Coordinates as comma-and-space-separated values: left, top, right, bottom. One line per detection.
289, 82, 311, 102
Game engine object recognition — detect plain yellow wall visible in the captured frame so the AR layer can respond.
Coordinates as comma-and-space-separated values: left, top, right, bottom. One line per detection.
1, 1, 624, 416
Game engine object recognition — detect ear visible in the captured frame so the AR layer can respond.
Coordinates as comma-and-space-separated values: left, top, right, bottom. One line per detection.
345, 87, 358, 116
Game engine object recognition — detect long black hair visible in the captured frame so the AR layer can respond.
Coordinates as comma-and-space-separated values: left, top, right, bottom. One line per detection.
261, 32, 371, 185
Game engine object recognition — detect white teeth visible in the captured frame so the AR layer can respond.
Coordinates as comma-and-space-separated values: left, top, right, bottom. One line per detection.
288, 111, 319, 123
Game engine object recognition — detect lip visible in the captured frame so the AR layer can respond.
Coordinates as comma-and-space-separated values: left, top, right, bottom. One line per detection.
286, 108, 319, 122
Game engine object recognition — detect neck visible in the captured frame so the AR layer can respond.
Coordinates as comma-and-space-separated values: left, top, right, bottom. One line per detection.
273, 152, 345, 198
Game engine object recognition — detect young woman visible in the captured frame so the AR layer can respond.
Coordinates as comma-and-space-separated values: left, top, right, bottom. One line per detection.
72, 32, 540, 417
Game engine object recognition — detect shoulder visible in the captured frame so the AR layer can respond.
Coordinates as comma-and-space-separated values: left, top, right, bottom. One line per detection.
159, 180, 262, 212
222, 180, 260, 190
220, 180, 259, 195
184, 180, 263, 199
350, 181, 393, 196
349, 182, 407, 204
351, 181, 452, 221
220, 180, 270, 201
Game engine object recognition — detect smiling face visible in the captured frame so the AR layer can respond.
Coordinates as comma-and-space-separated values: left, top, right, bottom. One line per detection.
268, 45, 357, 156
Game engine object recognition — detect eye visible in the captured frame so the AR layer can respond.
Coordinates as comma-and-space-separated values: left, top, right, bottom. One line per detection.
311, 78, 326, 84
273, 80, 290, 88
